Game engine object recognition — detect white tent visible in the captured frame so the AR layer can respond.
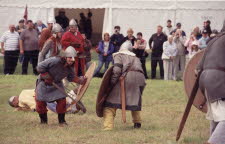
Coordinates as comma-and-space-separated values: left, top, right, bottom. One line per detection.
0, 0, 225, 43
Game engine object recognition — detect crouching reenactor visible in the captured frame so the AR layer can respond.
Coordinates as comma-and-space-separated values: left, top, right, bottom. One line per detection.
35, 46, 87, 125
98, 41, 146, 130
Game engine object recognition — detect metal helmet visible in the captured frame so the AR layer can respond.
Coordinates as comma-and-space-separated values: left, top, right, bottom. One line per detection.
120, 40, 133, 52
52, 23, 63, 33
63, 46, 77, 58
69, 19, 77, 26
8, 96, 16, 107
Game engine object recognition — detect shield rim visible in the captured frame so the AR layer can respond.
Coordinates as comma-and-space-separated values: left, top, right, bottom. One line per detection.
96, 66, 114, 117
75, 62, 96, 102
183, 50, 207, 113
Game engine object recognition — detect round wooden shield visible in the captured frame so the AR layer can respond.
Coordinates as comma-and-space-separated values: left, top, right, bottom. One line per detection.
183, 50, 207, 113
75, 62, 96, 102
96, 66, 114, 117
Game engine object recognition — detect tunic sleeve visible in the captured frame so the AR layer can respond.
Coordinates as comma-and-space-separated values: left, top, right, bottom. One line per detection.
38, 40, 53, 63
37, 57, 59, 73
111, 55, 123, 85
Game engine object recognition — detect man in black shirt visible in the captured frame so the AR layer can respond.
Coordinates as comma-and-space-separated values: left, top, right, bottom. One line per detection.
149, 25, 167, 79
110, 26, 124, 53
55, 9, 69, 31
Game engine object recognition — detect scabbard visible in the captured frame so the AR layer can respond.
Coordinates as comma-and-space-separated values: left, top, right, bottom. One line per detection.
120, 77, 126, 123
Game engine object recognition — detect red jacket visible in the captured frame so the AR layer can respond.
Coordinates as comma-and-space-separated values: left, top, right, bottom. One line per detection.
61, 31, 84, 53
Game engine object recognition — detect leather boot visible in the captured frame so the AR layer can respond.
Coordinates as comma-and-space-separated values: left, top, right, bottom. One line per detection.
134, 123, 141, 129
58, 113, 67, 125
39, 113, 47, 124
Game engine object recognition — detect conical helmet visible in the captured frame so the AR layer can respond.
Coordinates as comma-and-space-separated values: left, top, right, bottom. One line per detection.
52, 23, 63, 33
69, 19, 77, 26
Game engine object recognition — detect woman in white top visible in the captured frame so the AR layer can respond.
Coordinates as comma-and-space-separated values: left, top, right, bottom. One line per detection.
162, 35, 178, 80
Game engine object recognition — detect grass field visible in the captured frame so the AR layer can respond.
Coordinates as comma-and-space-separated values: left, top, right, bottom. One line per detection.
0, 53, 209, 144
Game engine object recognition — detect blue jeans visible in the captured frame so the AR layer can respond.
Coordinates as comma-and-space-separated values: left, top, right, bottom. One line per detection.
94, 60, 110, 76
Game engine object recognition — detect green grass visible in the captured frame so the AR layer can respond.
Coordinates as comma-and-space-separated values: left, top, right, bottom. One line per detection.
0, 52, 209, 144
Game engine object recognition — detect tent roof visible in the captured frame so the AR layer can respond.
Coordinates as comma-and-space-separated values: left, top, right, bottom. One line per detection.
0, 0, 225, 10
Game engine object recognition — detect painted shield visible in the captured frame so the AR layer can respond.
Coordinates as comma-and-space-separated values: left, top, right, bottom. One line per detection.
183, 50, 207, 113
96, 66, 114, 117
75, 62, 96, 102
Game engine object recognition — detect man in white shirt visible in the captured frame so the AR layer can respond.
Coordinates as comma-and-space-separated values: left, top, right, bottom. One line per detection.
163, 19, 173, 36
0, 24, 20, 74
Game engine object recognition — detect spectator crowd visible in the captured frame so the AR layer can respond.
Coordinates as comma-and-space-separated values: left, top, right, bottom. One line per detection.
0, 9, 221, 81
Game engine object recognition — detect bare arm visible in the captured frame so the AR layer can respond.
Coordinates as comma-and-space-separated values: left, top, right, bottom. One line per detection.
1, 42, 4, 54
19, 40, 24, 54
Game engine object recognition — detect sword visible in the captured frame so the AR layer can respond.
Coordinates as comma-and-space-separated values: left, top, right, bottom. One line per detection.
51, 82, 83, 108
176, 70, 202, 141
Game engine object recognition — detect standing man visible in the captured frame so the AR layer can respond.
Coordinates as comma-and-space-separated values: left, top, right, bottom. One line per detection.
170, 23, 186, 37
199, 29, 209, 49
133, 32, 148, 79
35, 20, 47, 35
86, 12, 93, 40
79, 13, 87, 34
55, 9, 69, 31
149, 25, 167, 79
102, 41, 146, 130
20, 20, 39, 75
0, 24, 20, 74
204, 20, 212, 37
61, 19, 85, 76
81, 32, 92, 69
163, 19, 173, 36
35, 46, 87, 125
173, 29, 186, 80
38, 18, 55, 51
196, 20, 225, 144
15, 19, 26, 35
110, 26, 124, 53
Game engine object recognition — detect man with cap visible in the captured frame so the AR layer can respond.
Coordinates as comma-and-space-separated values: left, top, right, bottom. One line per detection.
55, 9, 69, 31
110, 26, 124, 53
199, 29, 209, 49
35, 46, 87, 125
38, 18, 55, 51
170, 22, 186, 37
61, 19, 86, 76
102, 40, 146, 130
196, 20, 225, 144
38, 23, 63, 63
8, 89, 87, 114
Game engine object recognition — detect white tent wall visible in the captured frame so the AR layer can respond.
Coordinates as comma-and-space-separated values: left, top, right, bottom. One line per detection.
111, 8, 176, 45
176, 9, 225, 36
0, 6, 53, 36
